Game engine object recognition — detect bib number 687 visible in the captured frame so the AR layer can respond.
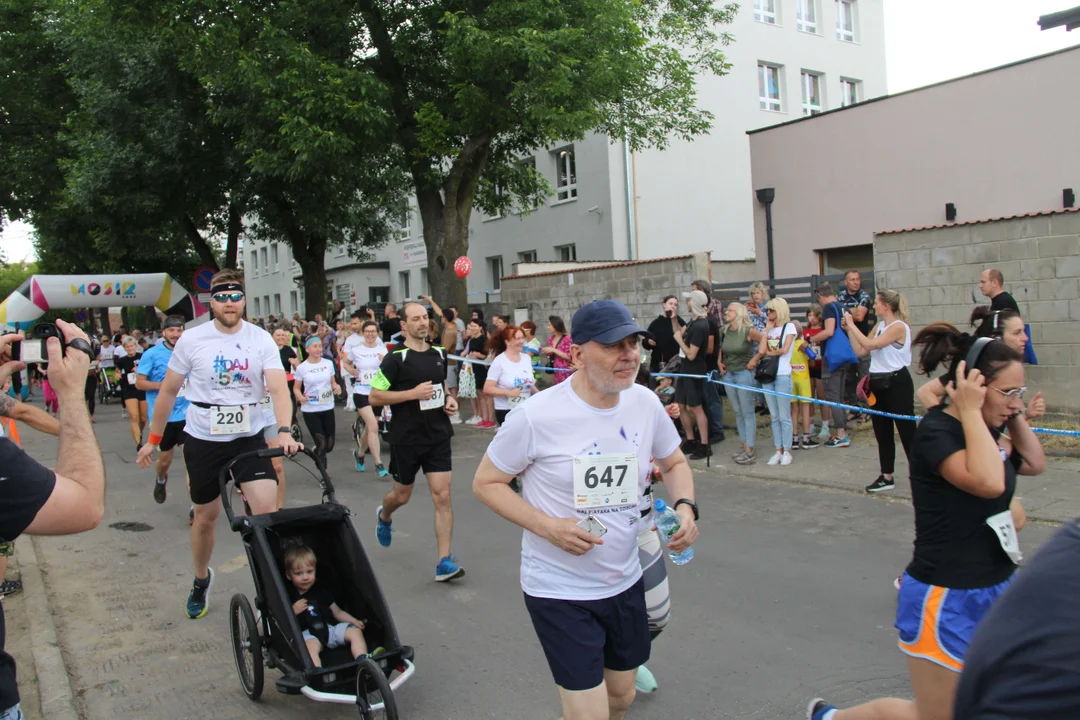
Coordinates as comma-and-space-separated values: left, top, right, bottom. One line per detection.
583, 464, 628, 489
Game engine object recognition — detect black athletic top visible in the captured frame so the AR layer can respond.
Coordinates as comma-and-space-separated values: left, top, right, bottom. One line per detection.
905, 406, 1020, 589
371, 345, 452, 446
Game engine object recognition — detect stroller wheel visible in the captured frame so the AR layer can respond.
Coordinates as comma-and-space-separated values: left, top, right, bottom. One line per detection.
355, 657, 398, 719
352, 418, 364, 449
290, 422, 304, 444
229, 593, 264, 701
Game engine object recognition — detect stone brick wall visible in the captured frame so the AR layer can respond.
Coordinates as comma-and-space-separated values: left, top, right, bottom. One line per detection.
498, 252, 712, 334
873, 208, 1080, 410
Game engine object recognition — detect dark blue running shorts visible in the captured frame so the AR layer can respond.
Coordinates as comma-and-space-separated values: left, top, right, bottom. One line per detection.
523, 576, 650, 692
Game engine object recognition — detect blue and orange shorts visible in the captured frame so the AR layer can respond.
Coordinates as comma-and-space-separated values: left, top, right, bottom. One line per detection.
895, 572, 1013, 672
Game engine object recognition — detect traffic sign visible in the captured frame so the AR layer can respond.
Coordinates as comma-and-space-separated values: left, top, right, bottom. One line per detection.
75, 311, 88, 323
193, 267, 215, 293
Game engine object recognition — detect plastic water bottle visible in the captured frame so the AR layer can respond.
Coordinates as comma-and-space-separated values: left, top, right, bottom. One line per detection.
654, 499, 694, 565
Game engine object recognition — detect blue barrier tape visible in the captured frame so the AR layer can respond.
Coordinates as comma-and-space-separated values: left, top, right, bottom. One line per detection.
447, 355, 1080, 438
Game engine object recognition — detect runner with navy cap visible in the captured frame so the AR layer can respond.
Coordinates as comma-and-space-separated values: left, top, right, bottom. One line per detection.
474, 299, 699, 720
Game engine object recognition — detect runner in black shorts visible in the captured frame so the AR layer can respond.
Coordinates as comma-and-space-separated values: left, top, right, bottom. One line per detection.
136, 316, 190, 508
115, 336, 147, 451
369, 302, 464, 582
137, 269, 302, 619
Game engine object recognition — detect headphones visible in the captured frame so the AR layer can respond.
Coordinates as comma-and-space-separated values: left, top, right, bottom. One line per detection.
963, 337, 993, 377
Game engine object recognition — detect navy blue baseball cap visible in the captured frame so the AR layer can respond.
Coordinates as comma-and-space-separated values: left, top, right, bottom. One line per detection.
571, 300, 653, 345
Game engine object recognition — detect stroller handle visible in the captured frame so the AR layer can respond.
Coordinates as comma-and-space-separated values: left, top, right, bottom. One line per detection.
218, 446, 337, 528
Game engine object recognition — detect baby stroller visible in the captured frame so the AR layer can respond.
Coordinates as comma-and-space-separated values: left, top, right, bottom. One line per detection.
220, 447, 415, 718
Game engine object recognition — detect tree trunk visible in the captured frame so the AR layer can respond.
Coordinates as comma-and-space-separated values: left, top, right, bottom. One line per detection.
224, 199, 243, 269
145, 305, 160, 330
179, 214, 220, 271
419, 135, 491, 317
419, 189, 468, 316
288, 234, 328, 321
120, 306, 130, 331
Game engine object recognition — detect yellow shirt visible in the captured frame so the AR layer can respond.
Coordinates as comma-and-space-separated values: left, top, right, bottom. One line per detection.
790, 339, 810, 380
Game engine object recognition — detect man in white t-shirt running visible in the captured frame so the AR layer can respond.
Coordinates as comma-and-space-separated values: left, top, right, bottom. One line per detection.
474, 299, 699, 720
136, 269, 302, 619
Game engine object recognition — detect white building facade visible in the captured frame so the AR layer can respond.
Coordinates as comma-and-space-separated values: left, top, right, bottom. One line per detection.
243, 0, 887, 313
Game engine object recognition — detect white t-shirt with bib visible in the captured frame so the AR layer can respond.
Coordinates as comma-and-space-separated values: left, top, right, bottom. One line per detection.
348, 342, 387, 396
295, 358, 337, 412
766, 323, 799, 376
486, 352, 536, 411
486, 380, 681, 601
168, 320, 282, 441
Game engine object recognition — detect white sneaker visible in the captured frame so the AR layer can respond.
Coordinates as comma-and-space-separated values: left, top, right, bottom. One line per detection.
448, 413, 462, 425
766, 451, 783, 466
465, 416, 482, 425
781, 451, 793, 466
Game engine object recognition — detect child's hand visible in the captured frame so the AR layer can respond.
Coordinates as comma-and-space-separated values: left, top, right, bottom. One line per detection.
293, 599, 308, 615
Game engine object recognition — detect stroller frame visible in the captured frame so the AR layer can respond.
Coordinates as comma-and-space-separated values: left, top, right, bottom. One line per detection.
220, 447, 415, 715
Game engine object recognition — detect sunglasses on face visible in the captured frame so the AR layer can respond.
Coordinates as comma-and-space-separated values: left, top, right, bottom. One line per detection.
990, 385, 1027, 399
212, 292, 245, 303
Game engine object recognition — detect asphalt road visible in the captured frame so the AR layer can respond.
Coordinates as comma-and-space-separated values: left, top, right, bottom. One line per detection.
22, 403, 1057, 720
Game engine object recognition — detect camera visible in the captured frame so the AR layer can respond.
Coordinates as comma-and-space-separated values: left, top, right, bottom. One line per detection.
10, 323, 99, 365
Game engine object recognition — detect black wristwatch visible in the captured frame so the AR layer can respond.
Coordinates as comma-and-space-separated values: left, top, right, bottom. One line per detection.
673, 499, 699, 521
277, 426, 292, 434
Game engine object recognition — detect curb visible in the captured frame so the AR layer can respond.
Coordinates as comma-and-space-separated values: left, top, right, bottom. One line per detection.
19, 537, 80, 720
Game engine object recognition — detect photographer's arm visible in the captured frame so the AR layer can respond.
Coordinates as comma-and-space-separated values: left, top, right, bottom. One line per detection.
0, 394, 60, 436
23, 323, 106, 535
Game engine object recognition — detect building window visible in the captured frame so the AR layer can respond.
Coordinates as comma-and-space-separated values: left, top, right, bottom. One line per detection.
488, 256, 504, 292
420, 268, 429, 296
754, 0, 778, 24
369, 286, 389, 305
518, 250, 537, 263
554, 147, 577, 202
555, 244, 577, 262
259, 247, 268, 275
841, 78, 860, 106
835, 0, 855, 42
271, 244, 279, 272
758, 63, 782, 112
395, 203, 411, 240
273, 294, 281, 316
336, 245, 346, 258
250, 250, 258, 276
796, 0, 817, 32
399, 271, 411, 300
801, 71, 823, 116
263, 296, 270, 318
290, 247, 297, 268
516, 156, 540, 213
254, 297, 262, 317
290, 291, 298, 315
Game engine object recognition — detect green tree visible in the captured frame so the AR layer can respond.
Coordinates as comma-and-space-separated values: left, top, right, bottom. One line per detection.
184, 0, 410, 317
0, 260, 38, 303
353, 0, 736, 309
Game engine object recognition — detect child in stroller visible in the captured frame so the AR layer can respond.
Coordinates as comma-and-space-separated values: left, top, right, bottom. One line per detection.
285, 544, 382, 667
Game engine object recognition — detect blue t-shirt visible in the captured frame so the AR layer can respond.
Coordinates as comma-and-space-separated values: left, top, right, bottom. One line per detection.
136, 342, 189, 423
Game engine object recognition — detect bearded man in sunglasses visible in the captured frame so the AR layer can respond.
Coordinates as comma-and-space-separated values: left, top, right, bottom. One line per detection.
137, 269, 302, 619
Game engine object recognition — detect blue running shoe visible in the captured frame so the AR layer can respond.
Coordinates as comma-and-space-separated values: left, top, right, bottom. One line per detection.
376, 506, 393, 547
376, 463, 389, 478
807, 698, 835, 720
186, 568, 214, 619
354, 448, 365, 472
435, 555, 465, 582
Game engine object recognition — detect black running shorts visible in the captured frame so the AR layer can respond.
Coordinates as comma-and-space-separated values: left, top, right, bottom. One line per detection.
160, 420, 187, 452
183, 433, 276, 505
389, 437, 452, 486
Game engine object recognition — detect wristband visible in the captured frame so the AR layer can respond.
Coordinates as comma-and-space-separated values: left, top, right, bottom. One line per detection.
148, 432, 164, 445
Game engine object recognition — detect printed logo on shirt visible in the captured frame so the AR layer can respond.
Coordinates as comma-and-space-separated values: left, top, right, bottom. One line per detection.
213, 353, 252, 387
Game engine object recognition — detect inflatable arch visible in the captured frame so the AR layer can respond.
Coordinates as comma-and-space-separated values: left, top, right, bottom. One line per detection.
0, 273, 209, 327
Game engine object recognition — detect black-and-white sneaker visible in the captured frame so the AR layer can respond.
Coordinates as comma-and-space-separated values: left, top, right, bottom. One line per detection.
802, 436, 820, 449
865, 475, 895, 493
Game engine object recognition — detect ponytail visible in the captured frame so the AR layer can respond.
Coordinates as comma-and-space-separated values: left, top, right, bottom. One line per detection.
914, 321, 1022, 385
877, 289, 909, 324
